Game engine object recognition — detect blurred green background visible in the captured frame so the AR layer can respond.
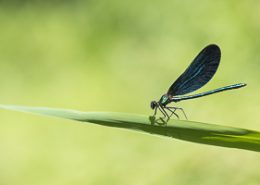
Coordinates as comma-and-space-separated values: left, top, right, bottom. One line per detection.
0, 0, 260, 185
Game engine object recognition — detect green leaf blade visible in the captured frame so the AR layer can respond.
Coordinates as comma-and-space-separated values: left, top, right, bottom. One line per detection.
1, 105, 260, 152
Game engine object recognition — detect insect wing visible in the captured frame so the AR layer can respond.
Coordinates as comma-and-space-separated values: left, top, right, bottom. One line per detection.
167, 44, 221, 96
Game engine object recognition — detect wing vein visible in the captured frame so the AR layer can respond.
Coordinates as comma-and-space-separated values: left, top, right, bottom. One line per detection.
167, 44, 221, 96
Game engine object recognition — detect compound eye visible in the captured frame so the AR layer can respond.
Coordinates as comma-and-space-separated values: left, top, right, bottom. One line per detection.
150, 101, 157, 109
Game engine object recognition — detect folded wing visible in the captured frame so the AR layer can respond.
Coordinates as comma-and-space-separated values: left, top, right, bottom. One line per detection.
167, 44, 221, 96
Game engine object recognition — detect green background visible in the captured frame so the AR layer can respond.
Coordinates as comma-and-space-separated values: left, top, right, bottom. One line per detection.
0, 1, 259, 184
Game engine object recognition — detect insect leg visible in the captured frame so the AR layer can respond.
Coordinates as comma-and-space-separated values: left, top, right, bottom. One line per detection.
165, 107, 179, 119
158, 106, 170, 120
177, 107, 188, 120
153, 106, 158, 117
167, 106, 188, 120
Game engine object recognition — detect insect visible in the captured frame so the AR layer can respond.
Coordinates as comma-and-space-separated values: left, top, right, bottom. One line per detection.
150, 44, 246, 120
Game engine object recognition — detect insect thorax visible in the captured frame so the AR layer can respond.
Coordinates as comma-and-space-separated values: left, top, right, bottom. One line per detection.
159, 94, 170, 106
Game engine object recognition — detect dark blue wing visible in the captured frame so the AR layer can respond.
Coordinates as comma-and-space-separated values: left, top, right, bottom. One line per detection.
167, 44, 221, 96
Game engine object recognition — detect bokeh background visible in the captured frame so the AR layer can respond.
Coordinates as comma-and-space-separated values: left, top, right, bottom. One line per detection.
0, 0, 260, 184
